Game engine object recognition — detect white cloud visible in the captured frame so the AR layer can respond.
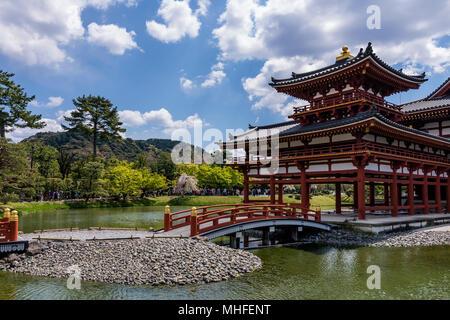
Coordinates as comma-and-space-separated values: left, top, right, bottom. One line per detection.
6, 106, 203, 141
119, 108, 204, 135
0, 0, 139, 67
243, 56, 324, 117
87, 23, 141, 55
29, 96, 65, 108
180, 77, 195, 90
213, 0, 450, 116
201, 62, 226, 88
7, 118, 63, 143
146, 0, 211, 43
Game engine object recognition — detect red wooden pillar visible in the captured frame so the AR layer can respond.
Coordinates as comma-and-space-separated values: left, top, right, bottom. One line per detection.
423, 169, 429, 214
383, 182, 389, 206
270, 176, 276, 204
278, 184, 283, 204
243, 170, 249, 203
447, 171, 450, 213
436, 171, 442, 214
408, 168, 415, 216
300, 169, 309, 215
335, 183, 341, 214
357, 165, 366, 220
391, 168, 399, 217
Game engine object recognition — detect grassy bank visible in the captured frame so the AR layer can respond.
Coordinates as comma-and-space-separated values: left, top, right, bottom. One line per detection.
2, 194, 350, 214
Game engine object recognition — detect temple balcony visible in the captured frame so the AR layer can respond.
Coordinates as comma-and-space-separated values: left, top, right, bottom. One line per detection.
290, 90, 403, 125
230, 141, 450, 165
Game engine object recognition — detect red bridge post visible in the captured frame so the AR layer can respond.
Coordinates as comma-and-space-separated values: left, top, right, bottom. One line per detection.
190, 207, 197, 236
0, 208, 18, 242
315, 208, 321, 222
164, 205, 171, 232
10, 210, 18, 241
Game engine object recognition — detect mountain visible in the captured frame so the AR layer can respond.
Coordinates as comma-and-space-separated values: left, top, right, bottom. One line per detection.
22, 131, 199, 162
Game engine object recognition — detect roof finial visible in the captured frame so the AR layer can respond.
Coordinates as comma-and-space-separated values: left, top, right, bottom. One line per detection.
365, 42, 373, 54
336, 46, 354, 62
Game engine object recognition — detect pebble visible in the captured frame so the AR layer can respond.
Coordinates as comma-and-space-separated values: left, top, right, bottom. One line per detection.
0, 239, 262, 286
301, 228, 450, 247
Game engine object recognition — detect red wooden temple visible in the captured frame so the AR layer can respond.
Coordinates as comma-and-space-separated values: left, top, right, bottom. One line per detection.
220, 43, 450, 220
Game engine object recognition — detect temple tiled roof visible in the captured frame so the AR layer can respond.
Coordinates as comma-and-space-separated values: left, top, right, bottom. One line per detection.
270, 43, 427, 87
400, 77, 450, 113
227, 120, 297, 142
425, 77, 450, 99
401, 97, 450, 113
279, 106, 450, 144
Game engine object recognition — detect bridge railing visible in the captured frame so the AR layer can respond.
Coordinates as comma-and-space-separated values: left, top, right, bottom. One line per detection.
164, 204, 321, 237
164, 203, 256, 232
0, 208, 19, 242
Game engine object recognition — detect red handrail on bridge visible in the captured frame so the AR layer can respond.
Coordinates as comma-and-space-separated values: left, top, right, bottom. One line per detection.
0, 208, 19, 242
164, 204, 321, 237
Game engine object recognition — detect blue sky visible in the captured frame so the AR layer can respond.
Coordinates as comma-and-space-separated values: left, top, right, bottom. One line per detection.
1, 0, 449, 146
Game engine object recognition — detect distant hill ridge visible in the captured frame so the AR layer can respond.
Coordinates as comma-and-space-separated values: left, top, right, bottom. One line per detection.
22, 131, 196, 162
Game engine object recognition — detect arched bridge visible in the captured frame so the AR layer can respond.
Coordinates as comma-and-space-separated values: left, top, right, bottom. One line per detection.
162, 204, 332, 241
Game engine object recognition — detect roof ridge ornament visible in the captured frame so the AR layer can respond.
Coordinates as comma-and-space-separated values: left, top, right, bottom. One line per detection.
336, 46, 354, 62
365, 42, 373, 55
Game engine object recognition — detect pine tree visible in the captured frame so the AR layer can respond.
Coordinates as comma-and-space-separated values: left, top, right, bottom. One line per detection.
0, 69, 45, 138
63, 95, 126, 157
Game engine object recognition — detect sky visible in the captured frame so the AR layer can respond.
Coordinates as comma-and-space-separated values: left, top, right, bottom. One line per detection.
1, 0, 450, 148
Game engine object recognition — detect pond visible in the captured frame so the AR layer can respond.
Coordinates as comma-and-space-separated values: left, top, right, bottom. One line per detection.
1, 206, 448, 300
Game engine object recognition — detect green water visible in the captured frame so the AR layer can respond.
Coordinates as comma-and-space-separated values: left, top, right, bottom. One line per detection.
1, 207, 449, 300
18, 206, 192, 233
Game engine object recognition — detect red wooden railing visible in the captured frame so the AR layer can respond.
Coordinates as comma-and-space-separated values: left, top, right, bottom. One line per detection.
0, 208, 19, 242
233, 141, 450, 164
281, 141, 450, 163
293, 91, 401, 113
164, 204, 321, 237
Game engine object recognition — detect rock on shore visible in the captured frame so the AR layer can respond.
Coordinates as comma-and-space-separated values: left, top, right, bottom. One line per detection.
0, 238, 262, 286
302, 228, 450, 247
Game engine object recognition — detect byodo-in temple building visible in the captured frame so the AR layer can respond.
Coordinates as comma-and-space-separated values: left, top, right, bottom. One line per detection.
220, 43, 450, 220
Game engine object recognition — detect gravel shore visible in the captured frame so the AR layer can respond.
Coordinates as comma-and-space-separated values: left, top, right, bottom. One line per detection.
302, 227, 450, 247
0, 238, 262, 286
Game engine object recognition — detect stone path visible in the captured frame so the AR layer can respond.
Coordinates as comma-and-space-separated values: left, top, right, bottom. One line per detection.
18, 229, 188, 241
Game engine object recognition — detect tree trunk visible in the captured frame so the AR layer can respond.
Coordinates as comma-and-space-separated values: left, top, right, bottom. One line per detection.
93, 131, 97, 157
0, 123, 5, 138
93, 120, 98, 157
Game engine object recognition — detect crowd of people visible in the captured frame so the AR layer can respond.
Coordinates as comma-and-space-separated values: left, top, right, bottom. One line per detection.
19, 187, 278, 202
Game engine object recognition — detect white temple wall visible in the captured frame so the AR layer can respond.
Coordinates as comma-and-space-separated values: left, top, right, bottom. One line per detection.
332, 133, 354, 142
310, 136, 329, 145
291, 140, 303, 147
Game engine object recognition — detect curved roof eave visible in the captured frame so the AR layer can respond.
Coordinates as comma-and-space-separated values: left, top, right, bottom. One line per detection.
269, 43, 427, 88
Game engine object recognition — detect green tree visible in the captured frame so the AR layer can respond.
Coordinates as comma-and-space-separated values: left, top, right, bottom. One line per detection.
57, 148, 76, 180
197, 165, 232, 189
0, 138, 43, 202
103, 163, 143, 199
141, 170, 167, 194
132, 153, 151, 170
177, 163, 200, 177
24, 142, 59, 178
71, 159, 105, 200
149, 151, 177, 181
63, 95, 125, 157
0, 70, 45, 138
